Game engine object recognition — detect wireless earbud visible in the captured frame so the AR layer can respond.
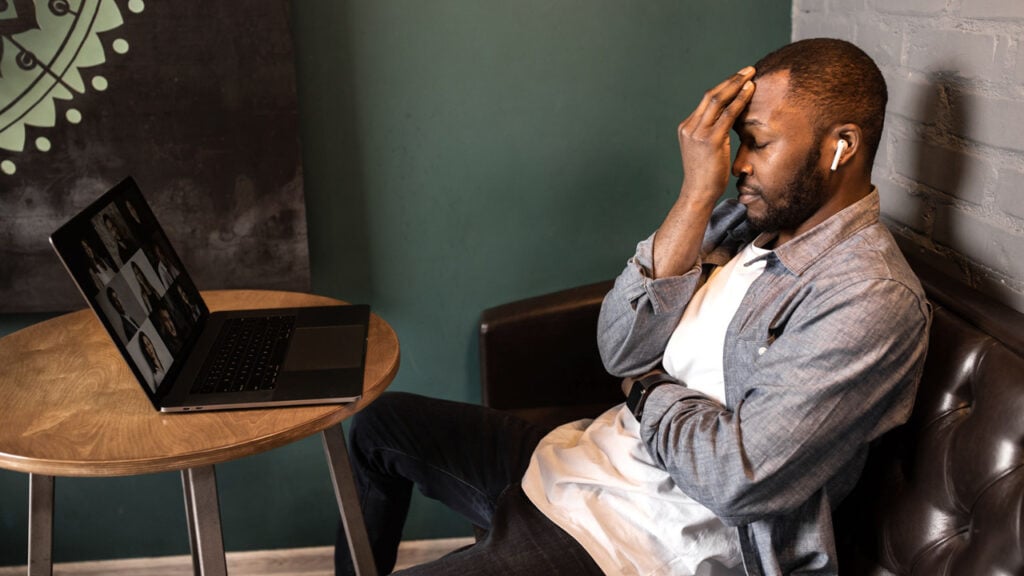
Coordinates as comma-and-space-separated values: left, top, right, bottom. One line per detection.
830, 140, 848, 172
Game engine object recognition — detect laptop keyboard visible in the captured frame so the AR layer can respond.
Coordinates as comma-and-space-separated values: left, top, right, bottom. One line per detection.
191, 315, 295, 394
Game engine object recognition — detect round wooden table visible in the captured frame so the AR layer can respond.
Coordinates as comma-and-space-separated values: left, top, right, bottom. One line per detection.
0, 290, 399, 576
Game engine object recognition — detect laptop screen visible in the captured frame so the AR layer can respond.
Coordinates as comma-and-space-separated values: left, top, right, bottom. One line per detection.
50, 177, 208, 401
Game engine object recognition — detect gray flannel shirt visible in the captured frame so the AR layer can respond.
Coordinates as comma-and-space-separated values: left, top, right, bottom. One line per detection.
597, 190, 931, 575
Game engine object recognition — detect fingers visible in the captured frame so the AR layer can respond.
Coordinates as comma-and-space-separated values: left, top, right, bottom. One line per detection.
698, 66, 756, 124
674, 66, 756, 202
713, 78, 755, 133
682, 66, 756, 137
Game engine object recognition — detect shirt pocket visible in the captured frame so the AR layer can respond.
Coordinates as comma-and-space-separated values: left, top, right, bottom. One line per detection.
733, 333, 772, 367
729, 311, 786, 373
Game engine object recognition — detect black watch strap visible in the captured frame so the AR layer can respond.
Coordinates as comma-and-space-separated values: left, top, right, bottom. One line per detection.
626, 372, 678, 420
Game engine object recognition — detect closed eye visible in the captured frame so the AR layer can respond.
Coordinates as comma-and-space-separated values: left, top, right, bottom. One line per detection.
744, 138, 768, 150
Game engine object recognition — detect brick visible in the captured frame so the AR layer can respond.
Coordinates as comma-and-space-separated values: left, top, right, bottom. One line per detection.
994, 166, 1024, 220
960, 0, 1024, 19
893, 234, 972, 282
892, 139, 991, 204
874, 126, 892, 168
947, 89, 1024, 151
826, 0, 868, 14
883, 70, 941, 125
854, 20, 903, 68
793, 0, 827, 14
933, 204, 1024, 279
792, 13, 856, 42
905, 28, 999, 81
973, 273, 1024, 315
868, 0, 948, 15
878, 177, 929, 232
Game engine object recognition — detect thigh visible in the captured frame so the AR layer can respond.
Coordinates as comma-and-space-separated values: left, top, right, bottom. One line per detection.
395, 484, 603, 576
350, 392, 547, 528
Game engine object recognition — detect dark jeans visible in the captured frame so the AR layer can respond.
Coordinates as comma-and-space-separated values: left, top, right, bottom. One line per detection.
335, 392, 603, 576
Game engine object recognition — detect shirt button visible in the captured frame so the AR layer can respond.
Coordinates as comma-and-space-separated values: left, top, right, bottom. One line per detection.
757, 347, 767, 356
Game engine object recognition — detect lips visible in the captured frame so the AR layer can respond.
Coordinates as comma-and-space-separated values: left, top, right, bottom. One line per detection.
737, 185, 760, 205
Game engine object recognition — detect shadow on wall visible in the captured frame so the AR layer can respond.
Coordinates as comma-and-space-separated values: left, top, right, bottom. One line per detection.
897, 70, 976, 284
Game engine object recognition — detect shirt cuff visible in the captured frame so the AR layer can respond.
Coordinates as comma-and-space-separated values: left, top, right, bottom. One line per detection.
638, 381, 708, 433
625, 234, 702, 316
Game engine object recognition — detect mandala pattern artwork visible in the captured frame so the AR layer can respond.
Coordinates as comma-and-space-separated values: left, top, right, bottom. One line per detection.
0, 0, 143, 175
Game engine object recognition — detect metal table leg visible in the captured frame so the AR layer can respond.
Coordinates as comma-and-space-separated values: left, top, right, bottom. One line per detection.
181, 466, 228, 576
27, 474, 54, 576
322, 426, 377, 576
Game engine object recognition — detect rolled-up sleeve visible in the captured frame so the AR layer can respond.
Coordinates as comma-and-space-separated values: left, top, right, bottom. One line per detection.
596, 233, 702, 377
597, 199, 753, 378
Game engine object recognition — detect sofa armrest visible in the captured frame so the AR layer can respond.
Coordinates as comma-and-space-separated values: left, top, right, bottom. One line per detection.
479, 280, 623, 428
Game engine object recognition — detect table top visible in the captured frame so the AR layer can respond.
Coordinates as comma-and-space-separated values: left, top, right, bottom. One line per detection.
0, 290, 400, 477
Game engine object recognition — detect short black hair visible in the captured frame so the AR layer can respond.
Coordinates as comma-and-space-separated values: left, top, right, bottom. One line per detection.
754, 38, 887, 164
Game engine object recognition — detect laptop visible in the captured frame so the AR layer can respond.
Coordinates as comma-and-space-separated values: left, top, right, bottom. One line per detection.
50, 176, 370, 413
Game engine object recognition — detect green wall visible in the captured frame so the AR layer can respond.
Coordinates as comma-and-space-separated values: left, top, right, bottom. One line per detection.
0, 1, 789, 565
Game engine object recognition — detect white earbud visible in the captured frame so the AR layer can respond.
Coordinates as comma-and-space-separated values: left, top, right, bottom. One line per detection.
830, 140, 848, 172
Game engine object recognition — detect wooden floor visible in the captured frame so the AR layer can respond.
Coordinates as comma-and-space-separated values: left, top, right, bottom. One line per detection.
0, 537, 474, 575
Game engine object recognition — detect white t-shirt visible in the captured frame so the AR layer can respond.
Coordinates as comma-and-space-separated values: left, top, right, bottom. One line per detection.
522, 241, 769, 575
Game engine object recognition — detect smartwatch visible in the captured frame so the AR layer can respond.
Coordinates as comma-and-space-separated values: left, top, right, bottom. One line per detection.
626, 372, 678, 421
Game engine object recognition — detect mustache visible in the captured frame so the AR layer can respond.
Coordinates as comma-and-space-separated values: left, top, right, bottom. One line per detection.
736, 176, 760, 195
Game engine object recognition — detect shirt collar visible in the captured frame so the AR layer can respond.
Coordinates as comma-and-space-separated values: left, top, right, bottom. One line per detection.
764, 188, 881, 275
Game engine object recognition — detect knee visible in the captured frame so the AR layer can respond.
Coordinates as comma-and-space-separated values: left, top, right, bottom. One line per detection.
353, 391, 418, 429
350, 391, 421, 452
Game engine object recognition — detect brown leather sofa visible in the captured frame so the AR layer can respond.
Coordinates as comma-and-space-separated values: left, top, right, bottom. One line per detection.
478, 252, 1024, 575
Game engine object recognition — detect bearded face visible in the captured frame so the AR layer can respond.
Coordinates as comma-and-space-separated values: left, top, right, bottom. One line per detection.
740, 144, 827, 235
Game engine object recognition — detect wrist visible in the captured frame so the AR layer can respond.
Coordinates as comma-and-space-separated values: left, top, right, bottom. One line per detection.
678, 183, 723, 211
626, 372, 678, 421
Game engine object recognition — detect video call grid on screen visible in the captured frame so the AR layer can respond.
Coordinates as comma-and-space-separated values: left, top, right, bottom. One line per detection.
65, 183, 204, 393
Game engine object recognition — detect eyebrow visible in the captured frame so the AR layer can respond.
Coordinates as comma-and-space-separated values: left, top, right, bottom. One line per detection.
734, 117, 770, 135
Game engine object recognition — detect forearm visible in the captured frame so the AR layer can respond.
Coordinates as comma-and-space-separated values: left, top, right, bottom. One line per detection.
596, 234, 701, 377
653, 65, 755, 277
597, 200, 750, 376
651, 188, 719, 278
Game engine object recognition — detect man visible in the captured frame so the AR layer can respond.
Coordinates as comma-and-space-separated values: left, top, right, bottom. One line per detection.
154, 305, 185, 354
336, 38, 930, 575
107, 286, 140, 344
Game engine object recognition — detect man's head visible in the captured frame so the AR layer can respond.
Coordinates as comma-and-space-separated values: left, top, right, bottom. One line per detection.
731, 38, 886, 240
753, 38, 887, 164
103, 214, 119, 238
158, 307, 178, 337
107, 286, 124, 313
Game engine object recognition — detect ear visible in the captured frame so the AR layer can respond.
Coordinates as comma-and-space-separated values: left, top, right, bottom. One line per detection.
826, 123, 862, 172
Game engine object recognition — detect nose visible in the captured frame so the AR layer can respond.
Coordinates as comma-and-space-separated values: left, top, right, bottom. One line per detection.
732, 146, 752, 178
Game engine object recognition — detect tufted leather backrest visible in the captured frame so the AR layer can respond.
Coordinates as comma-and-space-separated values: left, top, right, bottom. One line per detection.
834, 255, 1024, 575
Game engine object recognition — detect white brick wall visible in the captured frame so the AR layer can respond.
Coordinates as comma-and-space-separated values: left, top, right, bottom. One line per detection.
793, 0, 1024, 312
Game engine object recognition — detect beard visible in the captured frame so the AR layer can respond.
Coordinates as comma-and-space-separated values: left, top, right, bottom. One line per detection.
742, 148, 828, 234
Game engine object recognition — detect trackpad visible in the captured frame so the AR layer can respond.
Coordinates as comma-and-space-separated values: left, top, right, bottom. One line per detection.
281, 325, 365, 372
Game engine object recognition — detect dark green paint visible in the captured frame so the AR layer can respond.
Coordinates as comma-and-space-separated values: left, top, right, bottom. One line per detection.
0, 1, 788, 564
